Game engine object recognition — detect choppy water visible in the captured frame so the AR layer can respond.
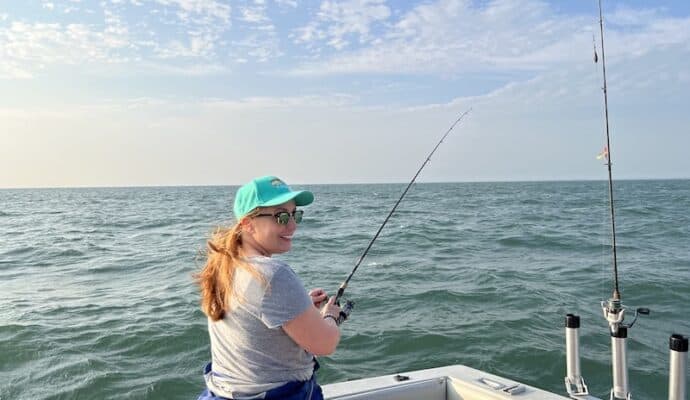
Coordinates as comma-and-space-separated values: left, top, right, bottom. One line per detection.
1, 180, 689, 399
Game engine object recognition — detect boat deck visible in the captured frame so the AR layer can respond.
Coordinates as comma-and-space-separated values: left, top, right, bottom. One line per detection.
323, 364, 600, 400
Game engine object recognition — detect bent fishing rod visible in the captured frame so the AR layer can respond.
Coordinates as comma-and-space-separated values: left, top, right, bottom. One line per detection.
333, 108, 472, 323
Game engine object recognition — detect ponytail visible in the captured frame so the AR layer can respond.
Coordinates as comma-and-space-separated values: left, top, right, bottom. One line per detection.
195, 218, 266, 321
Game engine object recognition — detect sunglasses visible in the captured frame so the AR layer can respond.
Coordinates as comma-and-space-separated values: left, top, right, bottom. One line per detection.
254, 209, 304, 225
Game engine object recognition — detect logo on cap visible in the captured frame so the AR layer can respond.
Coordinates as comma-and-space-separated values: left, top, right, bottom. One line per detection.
271, 178, 286, 187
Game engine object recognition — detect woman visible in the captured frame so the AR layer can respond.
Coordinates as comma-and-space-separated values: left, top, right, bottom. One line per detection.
196, 175, 342, 400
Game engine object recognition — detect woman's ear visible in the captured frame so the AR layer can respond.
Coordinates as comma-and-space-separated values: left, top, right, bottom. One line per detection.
239, 217, 254, 234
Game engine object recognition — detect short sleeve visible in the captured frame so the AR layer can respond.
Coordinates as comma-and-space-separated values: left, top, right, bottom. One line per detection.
260, 263, 312, 328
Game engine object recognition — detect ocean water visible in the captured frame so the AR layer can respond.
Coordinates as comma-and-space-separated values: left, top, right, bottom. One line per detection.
1, 180, 689, 399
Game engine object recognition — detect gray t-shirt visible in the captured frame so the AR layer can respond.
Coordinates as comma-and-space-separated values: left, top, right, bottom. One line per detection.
205, 256, 314, 398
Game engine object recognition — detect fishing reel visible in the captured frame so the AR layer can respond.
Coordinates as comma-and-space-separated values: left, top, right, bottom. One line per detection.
336, 300, 354, 326
599, 298, 651, 400
601, 297, 650, 334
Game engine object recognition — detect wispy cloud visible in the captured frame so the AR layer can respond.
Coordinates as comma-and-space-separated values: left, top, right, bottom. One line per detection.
291, 0, 588, 75
293, 0, 391, 50
133, 60, 230, 76
2, 0, 689, 84
153, 0, 231, 25
608, 4, 662, 26
148, 0, 231, 59
239, 2, 269, 24
0, 62, 34, 80
0, 0, 234, 78
289, 0, 690, 76
231, 34, 282, 62
0, 21, 129, 65
275, 0, 297, 8
203, 93, 359, 109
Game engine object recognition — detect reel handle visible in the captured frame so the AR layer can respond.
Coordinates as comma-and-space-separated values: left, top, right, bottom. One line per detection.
336, 300, 354, 325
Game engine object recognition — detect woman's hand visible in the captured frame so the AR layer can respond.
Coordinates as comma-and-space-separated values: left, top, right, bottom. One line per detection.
309, 288, 328, 308
283, 294, 342, 356
320, 296, 342, 321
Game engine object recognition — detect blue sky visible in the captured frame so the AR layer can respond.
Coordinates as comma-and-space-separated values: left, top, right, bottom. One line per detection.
1, 0, 689, 188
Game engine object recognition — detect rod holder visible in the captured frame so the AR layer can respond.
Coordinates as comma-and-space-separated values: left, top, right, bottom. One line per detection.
565, 314, 589, 396
610, 326, 631, 400
669, 334, 688, 400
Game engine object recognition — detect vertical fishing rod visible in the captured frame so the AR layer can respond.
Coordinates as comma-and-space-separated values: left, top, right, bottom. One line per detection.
594, 3, 649, 399
597, 0, 621, 303
333, 109, 472, 309
594, 12, 683, 396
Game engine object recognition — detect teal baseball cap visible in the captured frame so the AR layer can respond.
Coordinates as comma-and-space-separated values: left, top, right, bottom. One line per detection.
233, 176, 314, 219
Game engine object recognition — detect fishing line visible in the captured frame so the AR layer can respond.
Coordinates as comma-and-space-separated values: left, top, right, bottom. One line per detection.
333, 108, 472, 316
599, 181, 611, 300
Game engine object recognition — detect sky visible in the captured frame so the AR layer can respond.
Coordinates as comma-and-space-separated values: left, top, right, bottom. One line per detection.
1, 0, 689, 188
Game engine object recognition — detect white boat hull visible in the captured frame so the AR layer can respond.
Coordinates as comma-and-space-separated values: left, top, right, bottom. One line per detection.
323, 364, 600, 400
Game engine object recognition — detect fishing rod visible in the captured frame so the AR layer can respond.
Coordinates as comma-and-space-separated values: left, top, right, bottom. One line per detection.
565, 5, 653, 397
597, 0, 621, 303
595, 0, 650, 334
333, 108, 472, 323
593, 2, 649, 398
565, 5, 686, 400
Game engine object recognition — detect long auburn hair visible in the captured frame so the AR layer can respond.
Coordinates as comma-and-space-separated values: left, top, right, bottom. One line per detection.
195, 213, 267, 321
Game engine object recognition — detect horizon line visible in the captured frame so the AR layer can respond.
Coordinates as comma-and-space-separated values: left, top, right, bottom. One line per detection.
2, 177, 688, 190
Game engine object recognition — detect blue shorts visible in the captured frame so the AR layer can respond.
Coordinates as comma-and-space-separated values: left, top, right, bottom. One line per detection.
196, 362, 324, 400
